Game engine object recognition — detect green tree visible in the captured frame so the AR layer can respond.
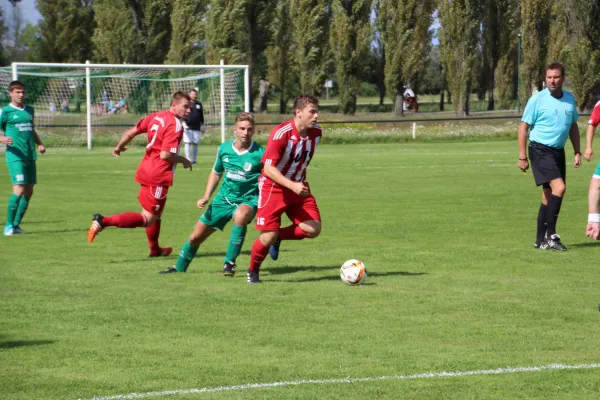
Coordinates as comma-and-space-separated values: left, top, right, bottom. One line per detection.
290, 0, 329, 95
562, 0, 600, 111
372, 0, 388, 106
494, 0, 519, 109
19, 23, 42, 62
92, 0, 171, 63
438, 0, 483, 116
166, 0, 207, 64
329, 0, 371, 115
265, 0, 295, 113
383, 0, 434, 116
205, 0, 274, 112
519, 0, 552, 109
36, 0, 94, 62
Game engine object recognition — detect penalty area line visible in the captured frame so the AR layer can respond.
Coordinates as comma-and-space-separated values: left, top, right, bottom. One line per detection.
76, 362, 600, 400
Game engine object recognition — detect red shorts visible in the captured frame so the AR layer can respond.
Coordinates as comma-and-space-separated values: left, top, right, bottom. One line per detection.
256, 182, 321, 231
138, 185, 169, 216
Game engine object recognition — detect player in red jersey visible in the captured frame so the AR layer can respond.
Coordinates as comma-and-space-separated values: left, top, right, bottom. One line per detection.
87, 91, 192, 257
584, 101, 600, 239
246, 94, 322, 283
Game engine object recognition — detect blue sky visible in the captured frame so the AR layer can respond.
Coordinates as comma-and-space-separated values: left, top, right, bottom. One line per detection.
2, 0, 42, 24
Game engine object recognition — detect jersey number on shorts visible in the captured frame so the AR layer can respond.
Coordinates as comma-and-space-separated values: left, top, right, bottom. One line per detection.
256, 217, 265, 226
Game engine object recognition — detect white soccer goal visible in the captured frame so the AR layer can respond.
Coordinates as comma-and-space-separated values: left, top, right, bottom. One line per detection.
0, 61, 249, 149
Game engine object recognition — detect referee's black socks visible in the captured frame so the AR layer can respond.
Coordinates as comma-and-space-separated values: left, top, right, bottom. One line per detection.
536, 203, 548, 244
545, 194, 563, 237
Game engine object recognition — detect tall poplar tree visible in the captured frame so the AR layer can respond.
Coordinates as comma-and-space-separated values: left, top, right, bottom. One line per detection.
329, 0, 371, 115
290, 0, 329, 95
266, 0, 295, 114
166, 0, 206, 64
519, 0, 552, 109
205, 0, 274, 112
438, 0, 482, 116
92, 0, 171, 64
383, 0, 434, 116
37, 0, 94, 62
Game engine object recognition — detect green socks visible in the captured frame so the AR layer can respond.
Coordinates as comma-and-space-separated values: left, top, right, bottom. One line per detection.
225, 225, 247, 264
6, 194, 20, 227
13, 195, 30, 227
175, 240, 199, 272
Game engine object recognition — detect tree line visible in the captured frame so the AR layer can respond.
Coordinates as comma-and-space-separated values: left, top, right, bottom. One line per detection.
0, 0, 598, 116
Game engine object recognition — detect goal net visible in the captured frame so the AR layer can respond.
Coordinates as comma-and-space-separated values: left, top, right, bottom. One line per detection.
0, 62, 249, 148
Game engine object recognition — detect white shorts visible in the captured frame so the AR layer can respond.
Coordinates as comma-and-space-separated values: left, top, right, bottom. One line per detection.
183, 129, 202, 144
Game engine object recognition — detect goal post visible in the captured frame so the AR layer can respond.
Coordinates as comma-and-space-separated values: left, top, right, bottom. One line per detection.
3, 61, 250, 149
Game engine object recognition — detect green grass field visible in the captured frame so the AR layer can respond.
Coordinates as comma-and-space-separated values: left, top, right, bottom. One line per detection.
2, 141, 600, 400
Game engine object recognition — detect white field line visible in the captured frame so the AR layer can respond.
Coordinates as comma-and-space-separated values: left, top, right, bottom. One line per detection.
77, 363, 600, 400
0, 163, 518, 177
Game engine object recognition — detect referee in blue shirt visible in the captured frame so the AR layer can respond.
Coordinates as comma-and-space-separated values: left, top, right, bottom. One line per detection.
517, 62, 581, 251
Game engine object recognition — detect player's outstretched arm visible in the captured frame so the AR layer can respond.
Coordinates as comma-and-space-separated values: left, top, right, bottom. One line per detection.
264, 165, 309, 196
113, 127, 139, 157
584, 124, 596, 162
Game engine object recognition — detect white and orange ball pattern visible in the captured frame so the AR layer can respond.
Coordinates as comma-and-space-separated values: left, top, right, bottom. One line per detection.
340, 259, 367, 285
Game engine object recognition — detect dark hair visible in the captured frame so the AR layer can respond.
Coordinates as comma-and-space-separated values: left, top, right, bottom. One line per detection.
8, 80, 25, 92
235, 112, 254, 125
293, 94, 319, 113
172, 91, 191, 104
546, 62, 565, 77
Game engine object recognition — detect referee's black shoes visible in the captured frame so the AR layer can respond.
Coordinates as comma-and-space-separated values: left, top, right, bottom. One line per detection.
545, 233, 567, 251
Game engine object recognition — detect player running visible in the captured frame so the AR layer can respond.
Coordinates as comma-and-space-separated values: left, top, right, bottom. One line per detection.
246, 94, 323, 284
87, 91, 192, 257
159, 112, 264, 275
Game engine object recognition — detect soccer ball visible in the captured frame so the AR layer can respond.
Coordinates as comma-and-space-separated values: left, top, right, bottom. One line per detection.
340, 259, 368, 285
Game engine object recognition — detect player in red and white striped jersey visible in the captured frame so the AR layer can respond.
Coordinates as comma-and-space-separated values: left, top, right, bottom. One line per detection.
87, 92, 193, 257
246, 95, 322, 283
584, 101, 600, 239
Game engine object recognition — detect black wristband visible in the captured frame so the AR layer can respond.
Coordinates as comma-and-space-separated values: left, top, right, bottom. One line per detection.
519, 158, 528, 161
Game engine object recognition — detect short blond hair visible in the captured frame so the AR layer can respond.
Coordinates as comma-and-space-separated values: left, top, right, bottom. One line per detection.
234, 112, 254, 125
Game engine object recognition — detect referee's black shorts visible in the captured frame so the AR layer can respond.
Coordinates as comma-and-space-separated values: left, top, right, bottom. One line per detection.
528, 141, 566, 187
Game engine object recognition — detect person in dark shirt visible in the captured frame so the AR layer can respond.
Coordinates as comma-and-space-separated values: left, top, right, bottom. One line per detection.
183, 88, 205, 164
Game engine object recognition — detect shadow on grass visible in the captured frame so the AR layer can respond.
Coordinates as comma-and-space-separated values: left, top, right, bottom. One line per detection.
265, 264, 339, 275
28, 228, 88, 234
568, 242, 600, 248
266, 267, 427, 282
106, 250, 253, 264
0, 340, 54, 349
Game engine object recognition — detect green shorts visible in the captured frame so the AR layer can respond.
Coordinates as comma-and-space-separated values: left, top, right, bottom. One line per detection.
594, 163, 600, 178
7, 160, 37, 185
200, 198, 256, 231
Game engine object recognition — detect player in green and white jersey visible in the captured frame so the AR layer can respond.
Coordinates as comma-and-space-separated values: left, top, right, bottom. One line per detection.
160, 112, 264, 275
0, 80, 46, 236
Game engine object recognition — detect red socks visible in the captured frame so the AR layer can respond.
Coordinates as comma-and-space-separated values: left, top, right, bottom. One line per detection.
146, 218, 162, 253
102, 212, 147, 228
278, 224, 309, 240
249, 239, 269, 272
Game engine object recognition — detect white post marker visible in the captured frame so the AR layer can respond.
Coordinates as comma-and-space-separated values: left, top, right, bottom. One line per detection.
220, 59, 226, 144
85, 60, 92, 150
412, 122, 416, 140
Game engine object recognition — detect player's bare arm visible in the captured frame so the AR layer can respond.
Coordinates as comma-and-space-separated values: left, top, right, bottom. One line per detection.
113, 126, 139, 157
585, 124, 596, 162
517, 122, 530, 172
198, 171, 222, 208
569, 122, 581, 168
263, 165, 309, 196
160, 151, 192, 170
32, 130, 45, 154
587, 179, 600, 239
